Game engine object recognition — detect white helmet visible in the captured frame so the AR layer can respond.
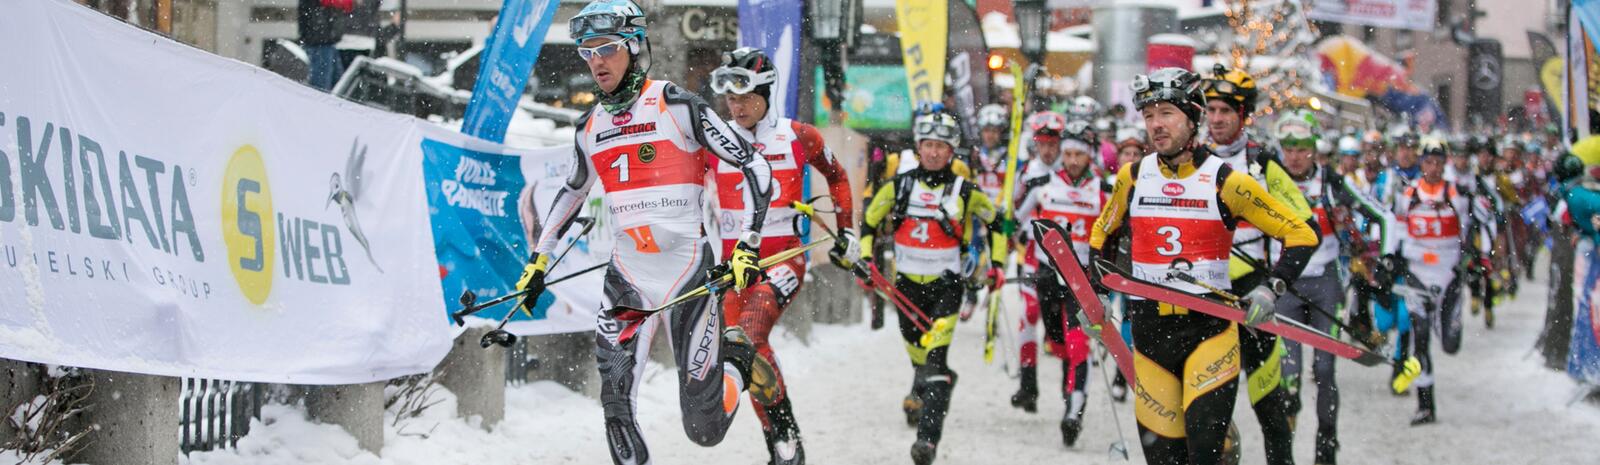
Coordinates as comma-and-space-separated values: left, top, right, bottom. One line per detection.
914, 112, 962, 148
978, 104, 1008, 129
1337, 136, 1361, 155
1069, 96, 1102, 119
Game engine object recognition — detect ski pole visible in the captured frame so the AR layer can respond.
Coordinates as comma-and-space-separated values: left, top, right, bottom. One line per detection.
792, 200, 934, 332
452, 217, 597, 325
1093, 343, 1132, 461
477, 217, 598, 348
1228, 248, 1384, 350
604, 239, 836, 344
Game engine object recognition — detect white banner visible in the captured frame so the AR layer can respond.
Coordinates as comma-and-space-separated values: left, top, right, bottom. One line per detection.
1307, 0, 1438, 32
0, 0, 456, 384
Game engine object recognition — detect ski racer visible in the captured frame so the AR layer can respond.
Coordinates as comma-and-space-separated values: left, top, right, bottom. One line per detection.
1271, 111, 1399, 465
1202, 64, 1314, 465
1011, 115, 1106, 447
708, 47, 857, 465
1089, 67, 1319, 465
512, 2, 776, 463
1392, 137, 1473, 426
858, 110, 1008, 465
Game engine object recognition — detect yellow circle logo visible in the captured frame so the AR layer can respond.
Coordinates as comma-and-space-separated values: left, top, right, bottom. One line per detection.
220, 145, 275, 305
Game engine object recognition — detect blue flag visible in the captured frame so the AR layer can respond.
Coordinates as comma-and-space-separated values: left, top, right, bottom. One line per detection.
461, 0, 561, 143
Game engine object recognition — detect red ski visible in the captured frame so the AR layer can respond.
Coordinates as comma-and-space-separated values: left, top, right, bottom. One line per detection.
1033, 221, 1139, 386
1094, 260, 1390, 367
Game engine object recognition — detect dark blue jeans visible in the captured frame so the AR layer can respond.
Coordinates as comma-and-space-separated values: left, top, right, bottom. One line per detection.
306, 44, 341, 91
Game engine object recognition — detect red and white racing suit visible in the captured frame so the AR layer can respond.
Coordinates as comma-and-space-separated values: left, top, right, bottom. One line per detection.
1013, 160, 1103, 421
533, 80, 772, 465
710, 110, 852, 431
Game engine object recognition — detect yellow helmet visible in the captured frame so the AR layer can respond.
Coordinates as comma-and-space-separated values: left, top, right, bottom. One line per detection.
1202, 64, 1258, 114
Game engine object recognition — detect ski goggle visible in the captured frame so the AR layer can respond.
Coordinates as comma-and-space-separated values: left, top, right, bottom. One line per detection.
915, 120, 960, 141
1205, 79, 1243, 96
569, 13, 644, 41
1027, 114, 1066, 132
1132, 69, 1197, 107
576, 37, 630, 60
1280, 137, 1317, 150
710, 66, 777, 95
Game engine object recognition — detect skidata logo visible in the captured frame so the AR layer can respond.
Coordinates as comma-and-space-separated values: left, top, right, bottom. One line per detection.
221, 145, 275, 304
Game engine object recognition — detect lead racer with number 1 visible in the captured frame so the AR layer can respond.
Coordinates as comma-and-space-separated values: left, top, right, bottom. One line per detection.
510, 2, 777, 464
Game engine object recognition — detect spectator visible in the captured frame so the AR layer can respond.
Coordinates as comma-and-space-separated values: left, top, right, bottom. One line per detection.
299, 0, 353, 91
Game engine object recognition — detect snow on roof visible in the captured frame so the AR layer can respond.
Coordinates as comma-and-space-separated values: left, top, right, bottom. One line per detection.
982, 11, 1094, 53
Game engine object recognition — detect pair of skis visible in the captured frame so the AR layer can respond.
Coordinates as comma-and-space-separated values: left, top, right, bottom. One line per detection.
981, 59, 1029, 368
1033, 220, 1408, 378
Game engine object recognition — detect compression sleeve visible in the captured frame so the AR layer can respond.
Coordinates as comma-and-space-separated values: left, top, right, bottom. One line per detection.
663, 83, 772, 242
796, 122, 855, 228
1332, 175, 1400, 255
534, 113, 598, 255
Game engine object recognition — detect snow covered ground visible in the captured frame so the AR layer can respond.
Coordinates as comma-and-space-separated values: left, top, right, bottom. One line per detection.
183, 260, 1600, 465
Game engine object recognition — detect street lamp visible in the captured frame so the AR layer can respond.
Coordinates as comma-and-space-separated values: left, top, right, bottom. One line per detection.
1015, 0, 1048, 65
809, 0, 860, 113
1014, 0, 1048, 110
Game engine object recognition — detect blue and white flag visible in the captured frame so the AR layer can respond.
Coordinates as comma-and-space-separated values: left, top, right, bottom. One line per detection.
461, 0, 562, 143
737, 0, 802, 119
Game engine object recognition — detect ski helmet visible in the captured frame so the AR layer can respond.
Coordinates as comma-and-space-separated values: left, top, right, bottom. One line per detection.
1061, 119, 1097, 154
570, 0, 647, 45
711, 47, 777, 99
1203, 64, 1259, 114
1273, 109, 1319, 148
1419, 136, 1449, 159
1131, 67, 1205, 125
1069, 96, 1102, 119
1027, 111, 1068, 141
1337, 136, 1361, 156
978, 104, 1008, 129
1114, 127, 1146, 149
914, 112, 962, 148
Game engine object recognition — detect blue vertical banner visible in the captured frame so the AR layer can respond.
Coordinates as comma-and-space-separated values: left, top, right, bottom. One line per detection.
737, 0, 803, 119
461, 0, 562, 143
1571, 240, 1600, 384
738, 0, 808, 239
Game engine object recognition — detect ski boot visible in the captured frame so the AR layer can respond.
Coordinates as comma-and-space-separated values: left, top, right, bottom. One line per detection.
723, 326, 779, 404
1060, 415, 1082, 448
1410, 386, 1436, 426
902, 390, 923, 426
1219, 423, 1243, 465
761, 399, 805, 465
1109, 372, 1128, 403
1061, 389, 1085, 447
910, 439, 938, 465
1010, 366, 1038, 413
913, 369, 956, 464
1314, 429, 1339, 465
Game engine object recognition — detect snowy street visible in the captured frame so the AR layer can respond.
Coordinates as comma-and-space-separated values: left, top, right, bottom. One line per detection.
185, 259, 1600, 465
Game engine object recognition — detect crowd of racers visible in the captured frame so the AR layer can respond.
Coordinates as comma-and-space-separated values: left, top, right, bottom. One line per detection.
512, 2, 1574, 464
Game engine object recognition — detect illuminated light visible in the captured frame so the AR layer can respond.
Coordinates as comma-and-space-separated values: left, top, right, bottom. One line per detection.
987, 53, 1006, 71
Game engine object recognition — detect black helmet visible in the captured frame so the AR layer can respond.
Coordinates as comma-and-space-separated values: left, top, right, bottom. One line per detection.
711, 47, 778, 99
1132, 67, 1205, 124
